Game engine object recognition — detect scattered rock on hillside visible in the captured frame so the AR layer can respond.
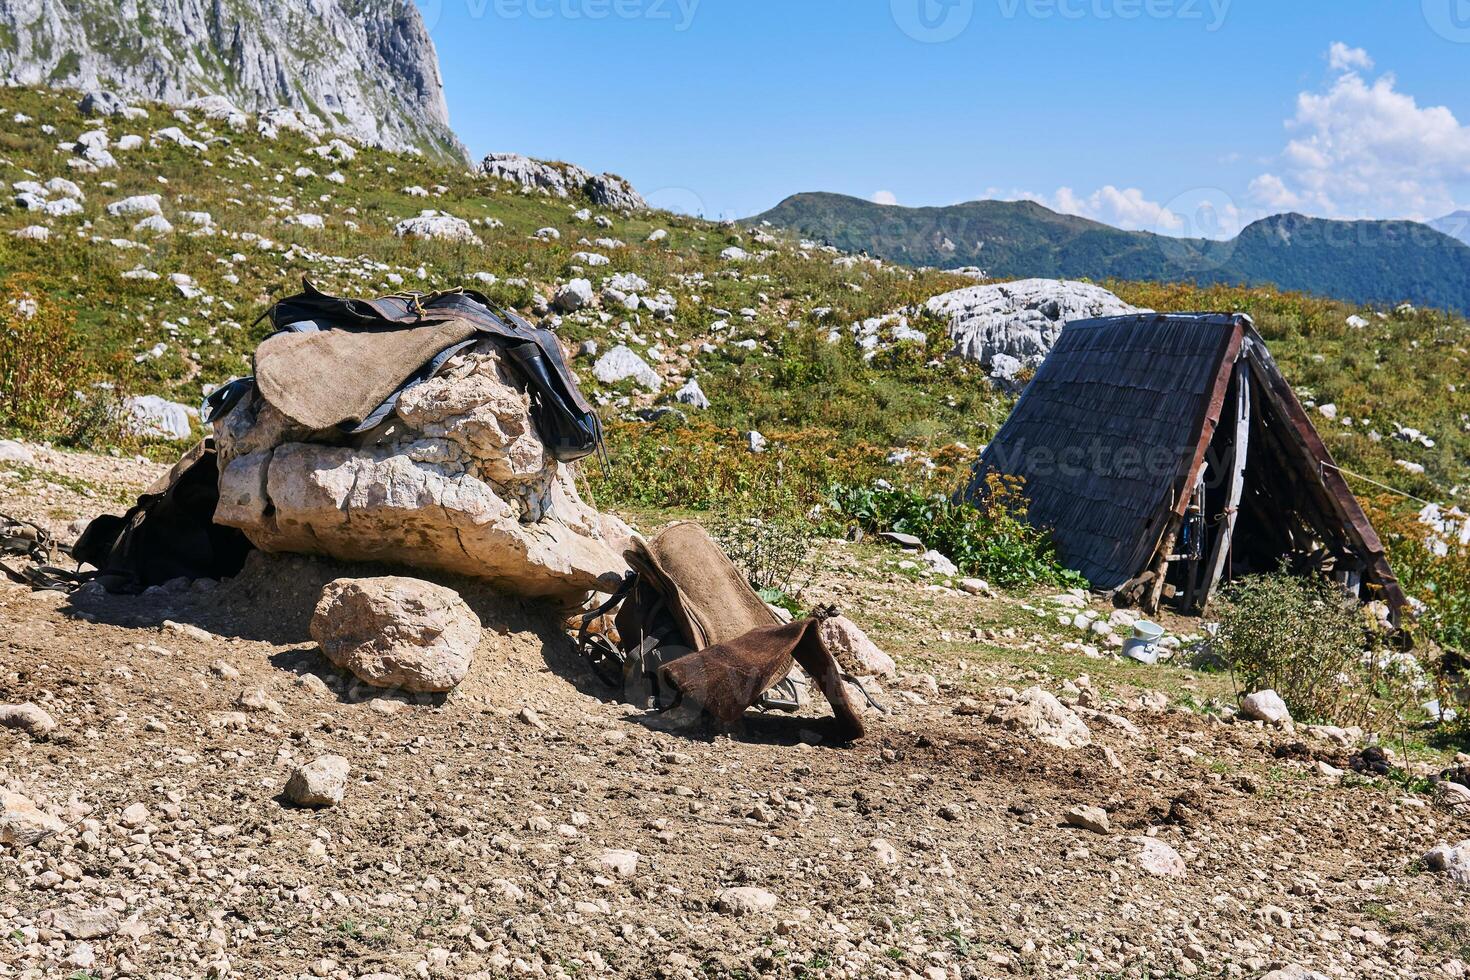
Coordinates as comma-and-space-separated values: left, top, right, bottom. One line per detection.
585, 172, 647, 211
673, 377, 710, 410
310, 577, 482, 693
930, 278, 1141, 373
1240, 689, 1291, 725
213, 342, 634, 599
133, 215, 174, 235
44, 905, 120, 940
78, 90, 130, 117
716, 887, 778, 915
1064, 805, 1110, 834
394, 210, 481, 244
1, 788, 65, 846
593, 345, 661, 391
105, 193, 162, 217
479, 153, 646, 210
124, 394, 195, 440
597, 849, 640, 877
818, 616, 896, 678
1425, 841, 1470, 886
959, 578, 995, 597
987, 687, 1091, 749
554, 278, 594, 312
285, 755, 350, 808
0, 702, 57, 738
0, 439, 37, 464
1134, 837, 1186, 877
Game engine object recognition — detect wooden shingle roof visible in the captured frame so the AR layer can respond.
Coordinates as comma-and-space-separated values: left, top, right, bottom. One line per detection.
969, 313, 1241, 588
967, 311, 1406, 616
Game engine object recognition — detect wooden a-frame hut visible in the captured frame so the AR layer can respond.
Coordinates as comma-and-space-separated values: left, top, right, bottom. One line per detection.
964, 312, 1405, 615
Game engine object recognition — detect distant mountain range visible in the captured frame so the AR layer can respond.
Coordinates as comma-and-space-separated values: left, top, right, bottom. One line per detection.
750, 192, 1470, 314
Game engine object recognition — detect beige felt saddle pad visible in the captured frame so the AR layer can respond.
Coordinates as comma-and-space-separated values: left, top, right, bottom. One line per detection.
254, 319, 477, 431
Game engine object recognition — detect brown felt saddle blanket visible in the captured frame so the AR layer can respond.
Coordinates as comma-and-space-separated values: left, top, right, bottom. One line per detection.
616, 522, 865, 740
255, 320, 478, 432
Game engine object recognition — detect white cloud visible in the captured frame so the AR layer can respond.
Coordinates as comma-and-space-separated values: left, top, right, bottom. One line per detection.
1249, 46, 1470, 220
871, 190, 898, 206
1051, 185, 1183, 233
1328, 42, 1373, 73
981, 185, 1246, 238
1247, 173, 1301, 210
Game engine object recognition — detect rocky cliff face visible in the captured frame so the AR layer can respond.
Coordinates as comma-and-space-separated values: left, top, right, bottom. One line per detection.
0, 0, 466, 160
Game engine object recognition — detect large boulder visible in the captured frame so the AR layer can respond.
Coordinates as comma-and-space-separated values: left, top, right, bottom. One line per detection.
479, 154, 646, 211
929, 279, 1142, 373
124, 394, 195, 441
78, 90, 128, 117
585, 173, 647, 212
213, 342, 634, 600
394, 210, 481, 245
311, 577, 480, 692
481, 153, 588, 197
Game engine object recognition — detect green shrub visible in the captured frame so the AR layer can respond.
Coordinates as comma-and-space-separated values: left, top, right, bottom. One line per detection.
710, 514, 818, 615
0, 278, 89, 435
827, 473, 1087, 590
1215, 570, 1417, 728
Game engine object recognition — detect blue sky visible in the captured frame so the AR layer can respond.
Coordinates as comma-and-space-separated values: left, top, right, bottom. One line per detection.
425, 0, 1470, 234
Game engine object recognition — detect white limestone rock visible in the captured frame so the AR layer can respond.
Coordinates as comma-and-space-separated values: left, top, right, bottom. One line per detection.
593, 345, 662, 391
818, 616, 896, 678
1, 788, 65, 846
311, 578, 479, 693
394, 210, 481, 244
1425, 841, 1470, 886
124, 395, 195, 440
12, 4, 466, 158
213, 343, 633, 600
105, 194, 162, 217
986, 686, 1092, 749
554, 278, 595, 313
284, 755, 351, 807
929, 278, 1142, 371
1239, 689, 1291, 725
673, 377, 710, 410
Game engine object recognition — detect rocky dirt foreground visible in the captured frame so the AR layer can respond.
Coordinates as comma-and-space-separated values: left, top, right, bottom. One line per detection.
3, 447, 1470, 980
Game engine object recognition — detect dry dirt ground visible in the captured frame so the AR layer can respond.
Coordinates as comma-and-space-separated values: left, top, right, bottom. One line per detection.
3, 446, 1470, 980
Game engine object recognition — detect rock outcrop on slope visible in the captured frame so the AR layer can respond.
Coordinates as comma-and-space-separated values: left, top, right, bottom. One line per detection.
930, 279, 1142, 379
211, 342, 635, 601
0, 0, 466, 160
481, 153, 647, 211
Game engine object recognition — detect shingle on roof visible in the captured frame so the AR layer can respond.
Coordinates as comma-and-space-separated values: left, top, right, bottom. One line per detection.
969, 313, 1240, 588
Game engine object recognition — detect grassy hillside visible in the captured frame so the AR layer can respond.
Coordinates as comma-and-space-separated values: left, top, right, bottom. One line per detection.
752, 192, 1470, 315
2, 85, 1467, 522
3, 83, 1469, 654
